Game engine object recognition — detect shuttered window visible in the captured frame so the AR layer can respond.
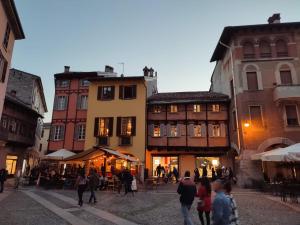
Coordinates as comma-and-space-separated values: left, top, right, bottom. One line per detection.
280, 70, 292, 85
94, 117, 113, 137
276, 40, 288, 57
117, 117, 136, 136
170, 105, 178, 113
97, 86, 115, 100
119, 85, 136, 99
51, 125, 65, 141
243, 42, 255, 59
285, 105, 299, 126
153, 124, 161, 137
77, 95, 88, 109
54, 96, 68, 110
249, 106, 263, 128
247, 72, 258, 91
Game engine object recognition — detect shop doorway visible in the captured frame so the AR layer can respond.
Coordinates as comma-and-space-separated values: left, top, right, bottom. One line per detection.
6, 155, 18, 175
195, 157, 220, 178
152, 156, 178, 176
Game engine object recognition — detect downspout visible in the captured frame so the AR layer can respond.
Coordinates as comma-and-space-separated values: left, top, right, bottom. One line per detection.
63, 79, 71, 149
72, 79, 80, 151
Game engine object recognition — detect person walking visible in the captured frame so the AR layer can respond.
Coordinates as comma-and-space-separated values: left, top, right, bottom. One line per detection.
211, 168, 217, 181
75, 170, 87, 207
194, 168, 200, 183
88, 169, 99, 204
202, 166, 208, 178
123, 168, 133, 196
156, 164, 162, 178
173, 167, 179, 183
0, 168, 7, 193
211, 179, 231, 225
224, 182, 239, 225
177, 171, 197, 225
197, 177, 211, 225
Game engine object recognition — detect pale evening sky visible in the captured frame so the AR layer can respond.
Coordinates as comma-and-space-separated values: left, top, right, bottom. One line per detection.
11, 0, 300, 122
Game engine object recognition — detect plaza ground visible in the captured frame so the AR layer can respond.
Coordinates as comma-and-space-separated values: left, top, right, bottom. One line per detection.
0, 185, 299, 225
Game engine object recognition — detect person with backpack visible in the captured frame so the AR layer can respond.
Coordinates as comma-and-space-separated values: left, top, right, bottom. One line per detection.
197, 177, 212, 225
0, 168, 7, 193
75, 169, 87, 206
123, 168, 133, 196
224, 182, 239, 225
177, 170, 197, 225
88, 169, 99, 204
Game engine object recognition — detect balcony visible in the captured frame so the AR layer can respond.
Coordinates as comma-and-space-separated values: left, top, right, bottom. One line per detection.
0, 128, 34, 146
273, 85, 300, 102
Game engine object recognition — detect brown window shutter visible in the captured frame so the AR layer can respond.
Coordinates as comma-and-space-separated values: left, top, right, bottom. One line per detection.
94, 118, 99, 137
111, 86, 115, 99
280, 71, 292, 85
97, 87, 102, 100
131, 117, 136, 136
119, 86, 124, 99
246, 72, 258, 91
132, 85, 137, 99
108, 117, 114, 136
117, 117, 121, 136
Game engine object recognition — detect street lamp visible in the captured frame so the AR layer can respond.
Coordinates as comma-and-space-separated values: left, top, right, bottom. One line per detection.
244, 122, 250, 128
219, 41, 242, 153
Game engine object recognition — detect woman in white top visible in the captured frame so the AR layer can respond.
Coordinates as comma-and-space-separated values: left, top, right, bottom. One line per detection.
75, 170, 87, 206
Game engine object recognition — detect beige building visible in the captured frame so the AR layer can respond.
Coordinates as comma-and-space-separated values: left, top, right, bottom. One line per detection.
210, 14, 300, 185
40, 122, 51, 157
85, 68, 157, 174
0, 0, 25, 121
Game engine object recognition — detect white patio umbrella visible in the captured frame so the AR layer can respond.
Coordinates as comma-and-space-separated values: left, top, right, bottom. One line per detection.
260, 143, 300, 162
44, 149, 76, 160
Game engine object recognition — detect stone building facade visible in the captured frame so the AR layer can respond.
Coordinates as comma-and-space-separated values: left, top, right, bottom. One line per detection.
210, 15, 300, 185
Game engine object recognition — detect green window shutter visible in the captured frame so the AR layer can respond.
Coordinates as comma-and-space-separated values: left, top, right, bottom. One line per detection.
108, 117, 114, 136
131, 117, 136, 136
94, 118, 99, 137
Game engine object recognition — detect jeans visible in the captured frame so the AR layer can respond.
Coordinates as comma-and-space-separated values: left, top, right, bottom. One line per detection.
181, 204, 194, 225
89, 187, 96, 203
77, 185, 85, 206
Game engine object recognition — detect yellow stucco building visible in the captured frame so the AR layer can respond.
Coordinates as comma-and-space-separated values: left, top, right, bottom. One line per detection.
85, 71, 157, 165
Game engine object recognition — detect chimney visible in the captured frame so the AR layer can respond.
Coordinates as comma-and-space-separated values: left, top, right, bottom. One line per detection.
268, 13, 281, 24
105, 65, 114, 73
64, 66, 70, 73
149, 68, 154, 77
143, 66, 149, 76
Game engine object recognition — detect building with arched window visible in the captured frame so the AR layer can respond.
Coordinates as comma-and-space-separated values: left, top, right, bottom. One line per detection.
210, 15, 300, 186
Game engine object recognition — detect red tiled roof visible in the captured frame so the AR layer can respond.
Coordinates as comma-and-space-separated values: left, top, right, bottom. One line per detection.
147, 91, 229, 104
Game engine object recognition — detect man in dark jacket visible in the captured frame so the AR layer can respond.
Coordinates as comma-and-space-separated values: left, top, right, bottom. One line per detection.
88, 169, 99, 203
177, 170, 197, 225
123, 168, 133, 196
0, 169, 7, 193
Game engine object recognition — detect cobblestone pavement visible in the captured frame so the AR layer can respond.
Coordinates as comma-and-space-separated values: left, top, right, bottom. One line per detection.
0, 186, 299, 225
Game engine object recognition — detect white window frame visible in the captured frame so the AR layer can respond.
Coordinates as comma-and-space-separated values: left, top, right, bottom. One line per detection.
193, 104, 201, 113
56, 96, 67, 110
53, 125, 64, 141
212, 104, 220, 112
170, 124, 178, 137
284, 104, 300, 126
80, 95, 88, 109
77, 124, 86, 140
121, 117, 132, 136
170, 105, 178, 113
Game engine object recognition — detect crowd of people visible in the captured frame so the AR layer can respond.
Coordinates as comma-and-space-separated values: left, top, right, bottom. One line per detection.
177, 170, 239, 225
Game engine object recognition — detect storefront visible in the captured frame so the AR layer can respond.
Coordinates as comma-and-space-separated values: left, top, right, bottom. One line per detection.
195, 157, 220, 178
152, 156, 179, 176
6, 155, 18, 175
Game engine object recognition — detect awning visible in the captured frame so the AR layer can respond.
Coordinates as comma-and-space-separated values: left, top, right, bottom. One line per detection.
65, 147, 138, 162
44, 149, 76, 160
251, 143, 300, 162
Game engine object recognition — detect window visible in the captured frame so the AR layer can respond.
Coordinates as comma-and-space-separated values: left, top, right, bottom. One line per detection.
1, 116, 7, 128
8, 120, 17, 133
212, 104, 220, 112
55, 96, 68, 110
153, 124, 161, 137
285, 105, 299, 126
52, 125, 65, 141
78, 95, 88, 109
119, 85, 136, 99
246, 72, 259, 91
249, 106, 263, 128
77, 124, 86, 140
193, 125, 202, 137
170, 124, 178, 137
243, 41, 255, 59
117, 117, 136, 136
0, 53, 8, 83
56, 80, 70, 88
80, 79, 90, 86
3, 23, 10, 49
259, 40, 271, 58
98, 86, 115, 100
280, 70, 292, 85
94, 117, 113, 137
276, 39, 288, 57
153, 105, 161, 113
193, 104, 201, 112
170, 105, 178, 113
212, 124, 221, 137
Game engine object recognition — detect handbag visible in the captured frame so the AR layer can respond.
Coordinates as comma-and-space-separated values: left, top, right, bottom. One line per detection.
197, 199, 205, 209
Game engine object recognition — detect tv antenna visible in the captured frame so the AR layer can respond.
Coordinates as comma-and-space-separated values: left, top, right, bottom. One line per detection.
118, 62, 125, 75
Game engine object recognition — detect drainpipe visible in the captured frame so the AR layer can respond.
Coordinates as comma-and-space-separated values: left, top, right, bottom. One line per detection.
219, 41, 242, 153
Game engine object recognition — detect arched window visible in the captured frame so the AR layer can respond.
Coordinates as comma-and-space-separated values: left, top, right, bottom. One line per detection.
279, 64, 293, 85
243, 41, 255, 59
259, 40, 271, 58
276, 39, 288, 57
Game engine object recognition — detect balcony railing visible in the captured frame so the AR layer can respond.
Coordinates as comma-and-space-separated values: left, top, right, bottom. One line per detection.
273, 85, 300, 102
0, 127, 34, 146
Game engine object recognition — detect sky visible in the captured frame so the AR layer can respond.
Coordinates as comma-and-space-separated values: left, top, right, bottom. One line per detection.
12, 0, 300, 122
